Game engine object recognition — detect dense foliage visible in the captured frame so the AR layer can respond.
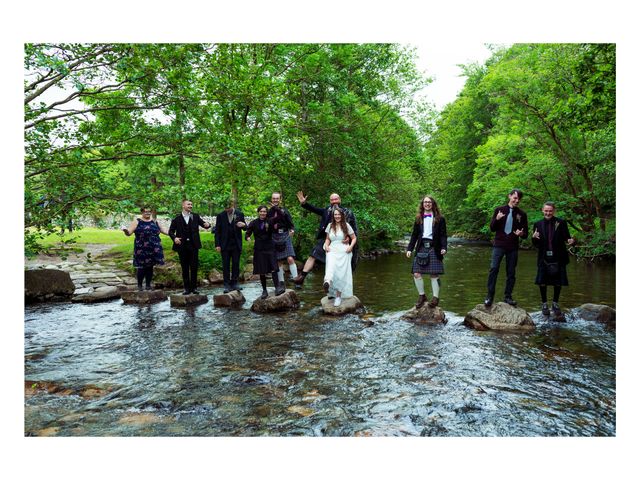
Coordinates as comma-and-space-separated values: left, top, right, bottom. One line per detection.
25, 43, 615, 259
424, 43, 615, 258
25, 43, 429, 255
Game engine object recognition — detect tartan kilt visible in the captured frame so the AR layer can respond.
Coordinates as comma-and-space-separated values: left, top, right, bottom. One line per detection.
411, 248, 445, 275
310, 237, 327, 264
534, 262, 569, 286
272, 231, 296, 260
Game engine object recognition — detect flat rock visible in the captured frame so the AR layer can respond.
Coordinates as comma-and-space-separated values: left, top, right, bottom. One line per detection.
402, 303, 447, 324
25, 268, 76, 303
170, 294, 209, 307
71, 286, 121, 303
575, 303, 616, 326
464, 302, 535, 331
121, 290, 168, 304
214, 290, 246, 308
251, 289, 300, 313
321, 295, 364, 316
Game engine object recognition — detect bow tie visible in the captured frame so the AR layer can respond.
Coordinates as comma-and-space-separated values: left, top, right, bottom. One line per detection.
423, 214, 432, 217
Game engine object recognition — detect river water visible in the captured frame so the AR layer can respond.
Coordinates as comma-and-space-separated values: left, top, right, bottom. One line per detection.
24, 244, 615, 436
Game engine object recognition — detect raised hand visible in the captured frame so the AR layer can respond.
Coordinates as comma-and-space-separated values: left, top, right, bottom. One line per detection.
496, 211, 505, 220
532, 229, 540, 239
174, 237, 182, 245
296, 191, 307, 204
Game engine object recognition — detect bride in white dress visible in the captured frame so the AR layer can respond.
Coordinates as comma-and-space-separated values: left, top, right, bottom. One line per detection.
323, 208, 357, 306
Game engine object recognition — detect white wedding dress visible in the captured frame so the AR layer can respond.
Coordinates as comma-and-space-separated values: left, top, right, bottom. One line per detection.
324, 223, 355, 298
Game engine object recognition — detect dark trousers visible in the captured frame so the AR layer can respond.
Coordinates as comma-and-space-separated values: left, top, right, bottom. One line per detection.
221, 248, 241, 286
487, 247, 519, 299
178, 247, 199, 292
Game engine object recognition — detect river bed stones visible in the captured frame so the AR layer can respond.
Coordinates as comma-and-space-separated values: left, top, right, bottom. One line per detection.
213, 290, 246, 308
402, 303, 447, 324
71, 285, 123, 303
170, 293, 209, 307
320, 295, 364, 316
25, 269, 75, 303
575, 303, 616, 326
464, 302, 535, 331
121, 290, 168, 304
250, 289, 300, 313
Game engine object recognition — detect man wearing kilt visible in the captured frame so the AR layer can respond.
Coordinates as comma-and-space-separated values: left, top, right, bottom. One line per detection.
292, 191, 358, 288
531, 201, 576, 318
267, 192, 299, 288
406, 196, 448, 308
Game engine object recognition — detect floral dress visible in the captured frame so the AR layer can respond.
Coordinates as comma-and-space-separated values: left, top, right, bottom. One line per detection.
133, 219, 165, 268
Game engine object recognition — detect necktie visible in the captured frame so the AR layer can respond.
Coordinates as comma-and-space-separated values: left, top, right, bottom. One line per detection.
547, 221, 553, 250
504, 208, 513, 234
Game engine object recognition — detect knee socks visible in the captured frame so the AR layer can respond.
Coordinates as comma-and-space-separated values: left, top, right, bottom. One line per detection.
414, 277, 425, 295
288, 262, 298, 279
260, 274, 267, 290
277, 266, 285, 283
553, 286, 561, 303
539, 286, 548, 303
431, 277, 440, 298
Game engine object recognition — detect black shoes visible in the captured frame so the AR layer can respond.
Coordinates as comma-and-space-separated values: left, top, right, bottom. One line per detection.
260, 289, 269, 299
182, 290, 190, 295
223, 283, 231, 294
415, 294, 427, 308
541, 302, 550, 315
138, 286, 144, 292
504, 297, 517, 306
484, 297, 493, 307
292, 274, 306, 285
191, 290, 200, 295
428, 296, 439, 308
552, 302, 561, 315
275, 282, 286, 296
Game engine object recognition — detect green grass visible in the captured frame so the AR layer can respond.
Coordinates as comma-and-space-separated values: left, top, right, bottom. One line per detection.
38, 227, 133, 247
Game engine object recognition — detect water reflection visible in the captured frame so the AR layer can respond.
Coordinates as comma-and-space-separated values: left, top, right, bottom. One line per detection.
24, 245, 615, 436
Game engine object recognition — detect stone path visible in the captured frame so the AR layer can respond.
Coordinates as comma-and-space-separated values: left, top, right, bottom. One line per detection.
25, 244, 137, 294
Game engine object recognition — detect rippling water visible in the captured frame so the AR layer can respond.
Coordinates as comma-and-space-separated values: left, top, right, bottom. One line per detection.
24, 245, 615, 436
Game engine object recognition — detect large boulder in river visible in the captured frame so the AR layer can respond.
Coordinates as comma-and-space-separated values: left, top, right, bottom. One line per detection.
575, 303, 616, 326
121, 290, 168, 305
321, 296, 364, 316
464, 302, 535, 331
71, 286, 122, 303
170, 293, 208, 307
251, 289, 300, 313
25, 269, 75, 303
402, 303, 447, 325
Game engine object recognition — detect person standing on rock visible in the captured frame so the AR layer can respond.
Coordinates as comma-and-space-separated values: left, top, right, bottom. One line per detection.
267, 192, 299, 289
245, 206, 285, 299
123, 206, 170, 291
292, 191, 358, 287
214, 199, 247, 293
168, 199, 211, 295
323, 207, 357, 307
531, 201, 576, 317
484, 189, 528, 307
406, 196, 448, 308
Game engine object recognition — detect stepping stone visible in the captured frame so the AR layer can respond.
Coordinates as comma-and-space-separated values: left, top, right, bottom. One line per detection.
464, 302, 535, 331
170, 294, 208, 307
121, 290, 168, 305
574, 303, 616, 326
72, 286, 121, 303
214, 290, 246, 308
402, 303, 447, 324
250, 289, 300, 313
320, 295, 364, 316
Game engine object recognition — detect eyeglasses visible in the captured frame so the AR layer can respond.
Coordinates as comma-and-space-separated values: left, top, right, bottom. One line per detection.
423, 201, 432, 204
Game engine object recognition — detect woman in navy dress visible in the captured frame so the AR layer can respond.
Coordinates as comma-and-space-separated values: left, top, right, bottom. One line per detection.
245, 206, 285, 298
123, 206, 169, 291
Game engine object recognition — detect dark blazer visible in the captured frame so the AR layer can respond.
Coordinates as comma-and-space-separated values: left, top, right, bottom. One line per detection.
489, 205, 528, 251
168, 213, 208, 252
407, 216, 448, 260
214, 209, 246, 251
531, 217, 572, 266
301, 202, 358, 240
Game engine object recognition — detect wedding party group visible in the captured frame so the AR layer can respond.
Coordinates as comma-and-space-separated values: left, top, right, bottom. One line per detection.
122, 188, 575, 315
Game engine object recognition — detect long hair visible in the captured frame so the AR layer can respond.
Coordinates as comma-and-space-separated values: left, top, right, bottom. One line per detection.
330, 207, 350, 237
416, 195, 442, 225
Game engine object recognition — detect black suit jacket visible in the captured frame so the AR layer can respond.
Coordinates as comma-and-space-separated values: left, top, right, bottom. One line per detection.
407, 216, 448, 260
489, 205, 528, 251
168, 213, 208, 252
214, 209, 246, 251
531, 217, 572, 266
301, 202, 358, 240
